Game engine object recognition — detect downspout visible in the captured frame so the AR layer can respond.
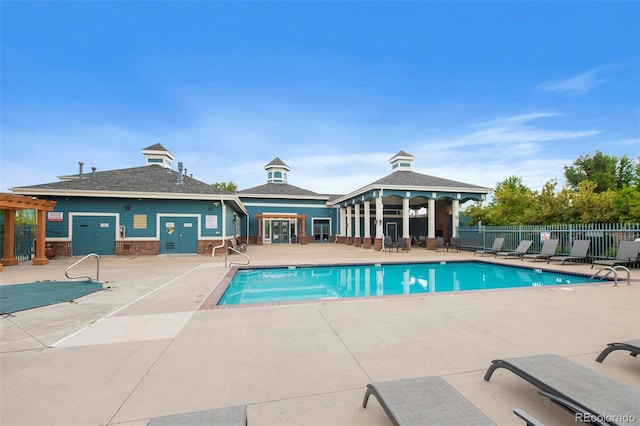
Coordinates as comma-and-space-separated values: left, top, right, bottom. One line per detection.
211, 199, 226, 257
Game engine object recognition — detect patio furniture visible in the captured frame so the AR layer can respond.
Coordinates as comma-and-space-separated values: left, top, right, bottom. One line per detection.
450, 237, 461, 253
591, 240, 640, 269
398, 238, 410, 251
384, 236, 398, 252
474, 237, 504, 257
147, 405, 247, 425
596, 339, 640, 363
362, 376, 496, 425
435, 237, 446, 252
521, 239, 558, 262
495, 240, 533, 259
484, 354, 640, 426
547, 240, 590, 265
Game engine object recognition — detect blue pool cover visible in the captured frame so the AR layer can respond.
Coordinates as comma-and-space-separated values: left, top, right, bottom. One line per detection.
0, 280, 104, 314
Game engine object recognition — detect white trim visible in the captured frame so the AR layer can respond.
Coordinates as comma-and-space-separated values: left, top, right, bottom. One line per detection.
330, 183, 490, 205
11, 189, 248, 214
238, 196, 329, 202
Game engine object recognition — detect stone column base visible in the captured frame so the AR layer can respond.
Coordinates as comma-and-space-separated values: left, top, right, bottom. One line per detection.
426, 237, 436, 250
363, 237, 372, 249
373, 237, 383, 251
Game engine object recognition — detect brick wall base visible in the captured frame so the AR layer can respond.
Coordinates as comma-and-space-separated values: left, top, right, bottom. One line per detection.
363, 237, 372, 249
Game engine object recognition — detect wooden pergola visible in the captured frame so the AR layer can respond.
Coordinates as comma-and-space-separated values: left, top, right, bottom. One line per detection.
254, 213, 308, 244
0, 193, 57, 270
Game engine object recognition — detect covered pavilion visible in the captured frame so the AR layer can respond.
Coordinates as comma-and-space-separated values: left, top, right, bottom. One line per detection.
331, 151, 491, 250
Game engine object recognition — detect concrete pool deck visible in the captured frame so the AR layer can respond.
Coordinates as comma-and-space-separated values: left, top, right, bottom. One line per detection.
1, 244, 639, 425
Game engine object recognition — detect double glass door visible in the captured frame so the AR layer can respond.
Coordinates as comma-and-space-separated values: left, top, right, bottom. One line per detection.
264, 219, 294, 244
313, 219, 330, 242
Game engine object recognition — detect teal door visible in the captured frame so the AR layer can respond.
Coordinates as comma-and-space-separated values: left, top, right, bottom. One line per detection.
386, 223, 398, 242
160, 217, 198, 254
72, 216, 116, 255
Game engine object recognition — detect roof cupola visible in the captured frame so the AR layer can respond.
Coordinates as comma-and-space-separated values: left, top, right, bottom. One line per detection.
265, 157, 290, 184
142, 143, 174, 169
389, 150, 414, 172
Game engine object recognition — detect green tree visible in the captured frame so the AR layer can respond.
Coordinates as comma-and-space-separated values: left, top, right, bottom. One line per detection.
616, 155, 636, 188
522, 180, 572, 224
211, 181, 238, 191
612, 186, 640, 222
564, 151, 631, 192
571, 181, 617, 222
465, 176, 535, 225
15, 209, 36, 225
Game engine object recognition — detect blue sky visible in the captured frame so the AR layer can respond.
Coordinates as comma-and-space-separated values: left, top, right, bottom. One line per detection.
2, 1, 639, 196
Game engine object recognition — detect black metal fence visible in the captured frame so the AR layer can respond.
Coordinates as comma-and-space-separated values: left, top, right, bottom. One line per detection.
0, 224, 36, 262
459, 223, 640, 261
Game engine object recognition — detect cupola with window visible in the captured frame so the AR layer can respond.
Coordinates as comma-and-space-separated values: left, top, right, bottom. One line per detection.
142, 143, 174, 169
389, 150, 414, 172
265, 157, 290, 184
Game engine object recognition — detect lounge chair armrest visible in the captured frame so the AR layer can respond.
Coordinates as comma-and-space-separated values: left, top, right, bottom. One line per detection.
513, 409, 544, 426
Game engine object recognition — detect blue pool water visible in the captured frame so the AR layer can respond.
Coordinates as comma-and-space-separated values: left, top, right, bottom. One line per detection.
218, 261, 599, 306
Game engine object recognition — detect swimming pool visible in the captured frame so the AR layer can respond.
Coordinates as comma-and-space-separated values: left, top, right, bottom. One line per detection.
217, 261, 600, 306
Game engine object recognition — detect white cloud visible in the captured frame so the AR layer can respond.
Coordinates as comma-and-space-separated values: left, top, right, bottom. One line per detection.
537, 69, 604, 95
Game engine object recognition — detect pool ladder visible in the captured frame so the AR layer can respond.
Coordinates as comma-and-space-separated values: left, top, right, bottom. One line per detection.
65, 253, 100, 281
589, 265, 630, 286
225, 247, 250, 268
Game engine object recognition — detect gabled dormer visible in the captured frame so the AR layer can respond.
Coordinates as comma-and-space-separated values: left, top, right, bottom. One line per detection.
389, 150, 414, 172
142, 143, 174, 169
265, 157, 290, 184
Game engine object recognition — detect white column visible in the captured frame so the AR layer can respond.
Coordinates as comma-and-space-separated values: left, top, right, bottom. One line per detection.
340, 207, 346, 236
428, 199, 436, 238
402, 197, 410, 238
354, 203, 361, 238
363, 200, 371, 238
346, 205, 352, 240
451, 199, 460, 237
375, 197, 383, 238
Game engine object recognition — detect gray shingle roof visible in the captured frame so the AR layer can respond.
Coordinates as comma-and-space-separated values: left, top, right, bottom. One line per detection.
372, 170, 488, 190
237, 183, 324, 197
265, 157, 290, 170
12, 165, 229, 195
142, 143, 171, 152
392, 150, 414, 159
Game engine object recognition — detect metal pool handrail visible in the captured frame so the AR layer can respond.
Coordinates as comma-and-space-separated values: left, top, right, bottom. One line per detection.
226, 247, 250, 267
589, 265, 630, 286
65, 253, 100, 281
